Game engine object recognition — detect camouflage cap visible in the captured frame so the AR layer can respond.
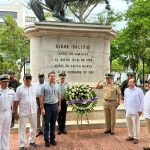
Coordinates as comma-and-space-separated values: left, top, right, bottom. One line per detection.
7, 69, 15, 75
0, 74, 10, 81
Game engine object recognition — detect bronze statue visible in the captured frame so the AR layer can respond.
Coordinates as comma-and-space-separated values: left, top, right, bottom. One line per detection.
29, 0, 110, 22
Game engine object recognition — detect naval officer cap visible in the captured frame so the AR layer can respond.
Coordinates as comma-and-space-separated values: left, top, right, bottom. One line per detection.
7, 69, 15, 75
105, 73, 114, 78
0, 74, 10, 81
59, 72, 66, 77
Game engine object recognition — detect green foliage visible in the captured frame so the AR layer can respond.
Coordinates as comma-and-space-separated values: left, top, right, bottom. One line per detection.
68, 0, 108, 23
0, 15, 29, 79
111, 0, 150, 76
112, 59, 124, 73
97, 9, 123, 26
138, 61, 149, 80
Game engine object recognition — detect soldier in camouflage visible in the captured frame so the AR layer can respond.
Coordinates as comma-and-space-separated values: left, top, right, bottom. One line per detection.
120, 72, 134, 99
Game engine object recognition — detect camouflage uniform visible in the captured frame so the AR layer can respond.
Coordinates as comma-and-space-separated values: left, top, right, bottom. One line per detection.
8, 70, 21, 128
121, 72, 135, 97
8, 79, 21, 92
120, 79, 128, 97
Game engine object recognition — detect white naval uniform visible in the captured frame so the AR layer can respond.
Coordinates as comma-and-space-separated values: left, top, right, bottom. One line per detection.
0, 88, 15, 150
15, 84, 38, 147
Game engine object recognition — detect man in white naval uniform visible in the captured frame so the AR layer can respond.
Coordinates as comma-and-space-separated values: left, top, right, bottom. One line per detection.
14, 74, 38, 150
0, 74, 15, 150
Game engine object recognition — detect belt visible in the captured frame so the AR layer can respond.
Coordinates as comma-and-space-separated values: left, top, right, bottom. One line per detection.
104, 99, 116, 102
61, 98, 66, 100
44, 102, 58, 105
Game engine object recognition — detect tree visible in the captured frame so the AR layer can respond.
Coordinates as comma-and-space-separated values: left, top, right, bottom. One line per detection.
96, 9, 123, 26
68, 0, 110, 23
0, 15, 30, 80
112, 58, 125, 80
111, 0, 150, 77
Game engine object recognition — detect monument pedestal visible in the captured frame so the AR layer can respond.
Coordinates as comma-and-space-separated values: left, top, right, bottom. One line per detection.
25, 22, 116, 86
25, 22, 117, 123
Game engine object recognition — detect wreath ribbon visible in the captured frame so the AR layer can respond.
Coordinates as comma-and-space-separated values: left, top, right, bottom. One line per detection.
66, 97, 99, 105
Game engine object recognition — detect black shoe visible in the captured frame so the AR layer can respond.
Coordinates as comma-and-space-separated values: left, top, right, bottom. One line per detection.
36, 131, 43, 137
110, 132, 115, 135
19, 147, 25, 150
62, 130, 67, 134
51, 141, 57, 146
126, 137, 134, 141
29, 143, 38, 147
104, 130, 111, 134
58, 131, 62, 135
143, 147, 150, 150
45, 141, 50, 147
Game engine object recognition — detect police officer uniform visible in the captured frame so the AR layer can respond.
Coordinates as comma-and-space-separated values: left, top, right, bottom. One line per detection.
57, 72, 69, 135
0, 74, 15, 150
96, 73, 121, 135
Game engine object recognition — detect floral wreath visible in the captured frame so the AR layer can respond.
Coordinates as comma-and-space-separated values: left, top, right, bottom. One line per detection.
66, 84, 98, 114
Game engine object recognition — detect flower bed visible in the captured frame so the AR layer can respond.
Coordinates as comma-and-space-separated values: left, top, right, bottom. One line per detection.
66, 84, 98, 114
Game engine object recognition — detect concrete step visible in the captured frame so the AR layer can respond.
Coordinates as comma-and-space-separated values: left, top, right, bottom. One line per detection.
11, 117, 146, 133
65, 118, 146, 129
66, 104, 126, 121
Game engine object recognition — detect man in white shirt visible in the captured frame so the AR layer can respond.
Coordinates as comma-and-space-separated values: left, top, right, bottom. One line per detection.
13, 74, 38, 150
0, 74, 15, 150
124, 79, 144, 144
143, 80, 150, 150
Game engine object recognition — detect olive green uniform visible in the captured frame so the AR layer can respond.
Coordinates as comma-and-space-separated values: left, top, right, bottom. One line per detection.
103, 83, 121, 132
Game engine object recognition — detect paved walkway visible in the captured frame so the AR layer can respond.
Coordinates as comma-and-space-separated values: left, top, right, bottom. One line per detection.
10, 127, 149, 150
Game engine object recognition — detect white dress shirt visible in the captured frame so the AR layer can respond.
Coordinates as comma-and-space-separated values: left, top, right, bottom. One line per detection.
15, 84, 38, 117
124, 86, 144, 114
144, 90, 150, 119
0, 88, 15, 116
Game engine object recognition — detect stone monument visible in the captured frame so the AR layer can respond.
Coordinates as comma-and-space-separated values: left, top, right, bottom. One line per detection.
24, 1, 124, 128
24, 22, 116, 86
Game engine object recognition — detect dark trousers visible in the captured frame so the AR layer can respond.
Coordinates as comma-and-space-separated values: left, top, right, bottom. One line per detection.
58, 100, 67, 132
44, 103, 58, 143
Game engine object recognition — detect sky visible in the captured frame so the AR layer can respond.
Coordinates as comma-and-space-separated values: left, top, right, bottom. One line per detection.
0, 0, 128, 29
0, 0, 128, 10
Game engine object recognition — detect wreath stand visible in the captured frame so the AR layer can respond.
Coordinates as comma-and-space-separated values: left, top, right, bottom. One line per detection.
75, 113, 92, 139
